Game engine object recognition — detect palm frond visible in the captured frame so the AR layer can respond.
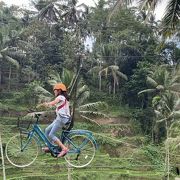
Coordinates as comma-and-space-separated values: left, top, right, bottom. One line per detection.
79, 110, 109, 118
34, 85, 53, 97
88, 66, 101, 74
169, 83, 180, 93
48, 72, 62, 85
37, 94, 52, 102
107, 0, 132, 23
154, 110, 161, 116
100, 67, 109, 78
172, 110, 180, 119
61, 68, 74, 86
116, 71, 128, 80
17, 40, 35, 51
146, 76, 158, 87
6, 50, 26, 59
109, 65, 119, 71
174, 99, 180, 110
138, 88, 156, 95
80, 115, 101, 126
79, 101, 108, 111
76, 90, 90, 106
156, 117, 168, 123
161, 0, 180, 36
4, 55, 19, 68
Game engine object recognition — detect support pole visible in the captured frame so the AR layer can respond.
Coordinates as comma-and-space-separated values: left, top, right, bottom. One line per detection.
0, 134, 6, 180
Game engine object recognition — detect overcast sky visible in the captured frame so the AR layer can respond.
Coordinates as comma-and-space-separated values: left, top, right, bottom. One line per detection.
1, 0, 96, 7
1, 0, 168, 20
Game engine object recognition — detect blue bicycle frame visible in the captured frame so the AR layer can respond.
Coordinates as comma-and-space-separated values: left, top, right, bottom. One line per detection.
20, 114, 98, 157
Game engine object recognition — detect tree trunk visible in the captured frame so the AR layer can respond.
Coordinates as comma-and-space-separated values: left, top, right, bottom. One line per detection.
8, 65, 12, 91
0, 65, 2, 85
165, 120, 170, 180
153, 123, 160, 144
113, 78, 116, 97
67, 163, 72, 180
99, 73, 101, 91
71, 56, 82, 123
99, 62, 102, 91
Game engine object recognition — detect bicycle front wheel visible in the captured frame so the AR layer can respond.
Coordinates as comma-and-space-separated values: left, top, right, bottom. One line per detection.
5, 133, 39, 168
64, 134, 96, 168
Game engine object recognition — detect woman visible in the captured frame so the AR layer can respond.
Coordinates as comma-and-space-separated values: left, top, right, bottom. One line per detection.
43, 83, 70, 157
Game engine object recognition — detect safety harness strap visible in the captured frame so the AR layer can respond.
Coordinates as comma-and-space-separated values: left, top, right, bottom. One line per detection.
57, 99, 67, 110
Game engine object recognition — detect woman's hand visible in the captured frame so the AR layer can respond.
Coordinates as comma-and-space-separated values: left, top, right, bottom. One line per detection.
43, 102, 49, 107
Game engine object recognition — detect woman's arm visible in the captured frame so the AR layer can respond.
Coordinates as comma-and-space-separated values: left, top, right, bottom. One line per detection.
45, 97, 60, 106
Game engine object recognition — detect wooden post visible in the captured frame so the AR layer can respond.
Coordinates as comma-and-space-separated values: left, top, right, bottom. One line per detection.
0, 134, 6, 180
67, 164, 72, 180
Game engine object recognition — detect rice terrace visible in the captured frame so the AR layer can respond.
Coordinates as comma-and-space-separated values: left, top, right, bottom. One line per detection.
0, 0, 180, 179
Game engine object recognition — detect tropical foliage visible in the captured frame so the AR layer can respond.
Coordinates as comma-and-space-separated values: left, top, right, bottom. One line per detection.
0, 0, 180, 165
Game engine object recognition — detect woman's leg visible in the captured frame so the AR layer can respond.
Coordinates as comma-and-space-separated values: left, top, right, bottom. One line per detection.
42, 121, 56, 152
45, 121, 55, 139
48, 119, 68, 151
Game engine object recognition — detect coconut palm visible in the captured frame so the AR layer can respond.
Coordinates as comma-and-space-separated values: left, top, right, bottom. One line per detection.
138, 65, 180, 96
48, 68, 74, 88
107, 0, 180, 37
59, 0, 88, 27
138, 65, 180, 145
0, 32, 24, 90
100, 65, 128, 96
154, 92, 180, 178
31, 0, 62, 38
32, 0, 61, 22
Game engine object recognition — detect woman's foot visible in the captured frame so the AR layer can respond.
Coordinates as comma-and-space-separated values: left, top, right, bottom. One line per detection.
57, 148, 69, 157
42, 147, 50, 153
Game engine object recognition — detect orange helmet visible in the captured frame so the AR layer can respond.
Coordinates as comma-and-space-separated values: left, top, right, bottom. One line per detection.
53, 83, 67, 91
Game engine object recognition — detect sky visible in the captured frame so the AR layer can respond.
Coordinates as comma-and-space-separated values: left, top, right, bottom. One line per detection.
1, 0, 96, 8
1, 0, 168, 20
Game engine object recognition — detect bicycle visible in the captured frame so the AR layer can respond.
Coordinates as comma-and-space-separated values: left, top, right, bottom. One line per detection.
5, 112, 98, 168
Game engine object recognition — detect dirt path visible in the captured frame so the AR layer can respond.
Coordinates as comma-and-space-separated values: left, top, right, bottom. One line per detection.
95, 117, 129, 125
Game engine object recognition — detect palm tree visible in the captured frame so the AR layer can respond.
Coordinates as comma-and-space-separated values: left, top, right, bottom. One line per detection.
32, 0, 61, 22
48, 68, 74, 88
32, 0, 62, 37
153, 92, 180, 179
100, 65, 128, 96
0, 33, 22, 90
59, 0, 88, 27
107, 0, 180, 37
138, 65, 180, 96
138, 65, 180, 144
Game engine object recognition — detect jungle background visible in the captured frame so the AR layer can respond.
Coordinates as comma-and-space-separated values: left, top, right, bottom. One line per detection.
0, 0, 180, 179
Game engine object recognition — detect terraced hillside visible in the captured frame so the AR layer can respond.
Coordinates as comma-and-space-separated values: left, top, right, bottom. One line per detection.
0, 113, 171, 180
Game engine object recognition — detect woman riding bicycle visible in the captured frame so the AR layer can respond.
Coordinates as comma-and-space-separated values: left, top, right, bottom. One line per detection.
43, 83, 70, 157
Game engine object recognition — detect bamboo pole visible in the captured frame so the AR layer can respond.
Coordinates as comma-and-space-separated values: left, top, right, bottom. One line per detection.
67, 164, 72, 180
0, 134, 6, 180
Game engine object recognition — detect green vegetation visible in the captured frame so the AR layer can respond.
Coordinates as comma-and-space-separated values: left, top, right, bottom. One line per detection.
0, 0, 180, 179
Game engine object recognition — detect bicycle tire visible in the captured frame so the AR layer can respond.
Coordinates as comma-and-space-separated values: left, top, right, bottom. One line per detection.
5, 133, 39, 168
64, 134, 96, 168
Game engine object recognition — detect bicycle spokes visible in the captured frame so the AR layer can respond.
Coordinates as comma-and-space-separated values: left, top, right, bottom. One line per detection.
6, 134, 39, 168
64, 134, 96, 168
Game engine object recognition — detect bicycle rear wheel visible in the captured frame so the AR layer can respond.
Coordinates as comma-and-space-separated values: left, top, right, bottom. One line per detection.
64, 134, 96, 168
5, 133, 39, 167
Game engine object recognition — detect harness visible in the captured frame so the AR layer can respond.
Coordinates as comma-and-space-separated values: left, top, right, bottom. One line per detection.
57, 99, 67, 111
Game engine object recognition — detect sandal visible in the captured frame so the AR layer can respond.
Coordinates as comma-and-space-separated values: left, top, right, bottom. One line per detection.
57, 149, 69, 157
42, 147, 50, 153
